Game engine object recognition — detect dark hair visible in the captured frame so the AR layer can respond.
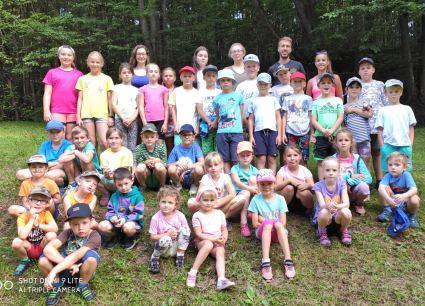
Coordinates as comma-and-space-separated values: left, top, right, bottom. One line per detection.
283, 144, 301, 156
129, 44, 150, 69
118, 62, 133, 79
192, 46, 208, 70
157, 186, 182, 209
113, 167, 133, 181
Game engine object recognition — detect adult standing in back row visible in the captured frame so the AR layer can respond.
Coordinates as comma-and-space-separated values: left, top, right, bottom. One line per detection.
268, 37, 306, 86
129, 44, 150, 88
225, 43, 249, 85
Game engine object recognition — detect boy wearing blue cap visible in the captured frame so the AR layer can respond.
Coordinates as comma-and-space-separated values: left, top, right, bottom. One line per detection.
16, 120, 71, 186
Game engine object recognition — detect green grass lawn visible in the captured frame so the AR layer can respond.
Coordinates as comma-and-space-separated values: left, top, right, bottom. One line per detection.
0, 121, 424, 304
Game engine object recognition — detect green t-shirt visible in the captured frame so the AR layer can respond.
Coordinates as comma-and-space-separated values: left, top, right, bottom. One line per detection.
135, 142, 167, 166
310, 96, 344, 136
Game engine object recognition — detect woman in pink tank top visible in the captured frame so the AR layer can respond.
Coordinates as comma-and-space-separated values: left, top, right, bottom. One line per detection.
306, 50, 343, 100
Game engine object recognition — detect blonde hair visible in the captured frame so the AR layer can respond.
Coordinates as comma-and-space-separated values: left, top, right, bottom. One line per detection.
228, 43, 246, 58
71, 126, 89, 138
87, 51, 104, 67
204, 152, 223, 168
278, 36, 293, 46
283, 144, 301, 156
57, 45, 76, 68
334, 128, 355, 154
387, 151, 408, 166
157, 186, 182, 209
322, 156, 339, 169
146, 63, 160, 76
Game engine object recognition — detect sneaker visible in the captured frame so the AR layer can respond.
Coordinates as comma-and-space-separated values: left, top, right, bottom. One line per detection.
261, 262, 273, 282
216, 278, 235, 290
104, 235, 119, 249
175, 255, 185, 268
77, 284, 96, 301
240, 223, 251, 237
377, 206, 391, 222
121, 236, 137, 250
283, 259, 296, 279
340, 229, 352, 246
317, 228, 331, 246
189, 184, 198, 196
186, 272, 197, 287
150, 257, 160, 274
354, 204, 366, 215
46, 285, 62, 306
14, 258, 31, 276
408, 213, 420, 228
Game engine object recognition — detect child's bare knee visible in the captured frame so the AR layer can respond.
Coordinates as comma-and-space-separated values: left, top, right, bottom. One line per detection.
38, 257, 50, 268
340, 208, 352, 220
12, 238, 23, 249
136, 163, 147, 174
123, 222, 136, 235
409, 195, 420, 208
263, 223, 273, 231
154, 163, 166, 172
45, 232, 57, 241
194, 165, 204, 176
98, 220, 112, 232
83, 257, 98, 267
168, 165, 177, 175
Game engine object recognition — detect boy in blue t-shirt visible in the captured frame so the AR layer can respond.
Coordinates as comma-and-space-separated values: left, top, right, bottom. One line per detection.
16, 120, 71, 186
212, 69, 244, 173
167, 124, 204, 194
377, 152, 420, 227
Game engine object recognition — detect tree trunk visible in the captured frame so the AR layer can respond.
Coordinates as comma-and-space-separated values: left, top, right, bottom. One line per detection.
139, 0, 151, 47
149, 1, 158, 60
293, 0, 314, 44
160, 0, 168, 64
399, 12, 416, 104
252, 0, 280, 40
7, 77, 19, 120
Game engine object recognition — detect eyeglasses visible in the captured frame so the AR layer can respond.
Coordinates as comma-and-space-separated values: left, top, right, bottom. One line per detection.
29, 198, 49, 204
180, 134, 193, 138
231, 49, 243, 53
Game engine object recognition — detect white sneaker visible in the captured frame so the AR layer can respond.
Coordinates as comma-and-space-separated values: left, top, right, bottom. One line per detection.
217, 278, 235, 290
189, 184, 197, 196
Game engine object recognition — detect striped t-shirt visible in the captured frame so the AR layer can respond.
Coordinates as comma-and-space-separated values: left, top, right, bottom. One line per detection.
344, 100, 370, 143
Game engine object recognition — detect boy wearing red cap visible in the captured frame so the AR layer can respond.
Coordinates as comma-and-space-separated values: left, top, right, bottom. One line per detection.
169, 66, 201, 145
281, 72, 313, 165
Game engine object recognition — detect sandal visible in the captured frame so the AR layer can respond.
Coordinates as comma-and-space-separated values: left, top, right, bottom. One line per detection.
283, 259, 296, 279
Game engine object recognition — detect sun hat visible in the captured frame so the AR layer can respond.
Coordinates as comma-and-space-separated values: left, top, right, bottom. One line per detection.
256, 169, 276, 183
384, 79, 403, 89
195, 186, 218, 202
237, 141, 253, 154
273, 64, 290, 77
217, 69, 236, 83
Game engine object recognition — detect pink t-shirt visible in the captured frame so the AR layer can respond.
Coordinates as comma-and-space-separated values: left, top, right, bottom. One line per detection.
42, 67, 83, 114
310, 76, 336, 100
277, 165, 313, 183
149, 210, 189, 235
337, 154, 355, 176
192, 209, 226, 238
139, 84, 168, 122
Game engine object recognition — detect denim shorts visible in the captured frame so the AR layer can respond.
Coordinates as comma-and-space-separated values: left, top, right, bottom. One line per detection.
216, 133, 244, 162
253, 129, 278, 156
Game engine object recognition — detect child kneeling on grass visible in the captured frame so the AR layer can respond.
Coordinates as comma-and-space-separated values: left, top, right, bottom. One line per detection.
248, 169, 295, 282
98, 167, 144, 250
12, 187, 58, 276
149, 186, 190, 274
40, 203, 101, 305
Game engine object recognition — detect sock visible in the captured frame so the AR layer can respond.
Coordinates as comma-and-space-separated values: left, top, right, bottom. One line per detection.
189, 268, 197, 275
176, 251, 185, 257
261, 258, 270, 264
318, 226, 326, 232
77, 282, 88, 288
21, 257, 30, 262
218, 277, 226, 281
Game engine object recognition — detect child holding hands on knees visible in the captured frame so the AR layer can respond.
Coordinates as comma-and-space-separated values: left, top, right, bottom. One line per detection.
149, 187, 190, 274
275, 145, 314, 215
313, 157, 352, 246
248, 169, 295, 282
187, 186, 235, 290
333, 129, 372, 215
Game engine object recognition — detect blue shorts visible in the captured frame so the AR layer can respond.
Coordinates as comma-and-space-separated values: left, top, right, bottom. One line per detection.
216, 133, 244, 162
253, 129, 278, 156
177, 167, 193, 189
381, 143, 412, 172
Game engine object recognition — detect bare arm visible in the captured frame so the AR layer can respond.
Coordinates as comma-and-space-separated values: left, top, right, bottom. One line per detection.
43, 84, 53, 122
409, 126, 414, 146
275, 110, 282, 145
281, 111, 287, 143
334, 74, 344, 100
138, 92, 147, 125
306, 79, 313, 97
76, 90, 83, 125
38, 218, 59, 233
216, 181, 236, 209
329, 112, 344, 135
196, 103, 211, 123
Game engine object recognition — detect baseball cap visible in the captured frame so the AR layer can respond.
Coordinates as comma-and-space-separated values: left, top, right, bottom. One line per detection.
66, 203, 92, 221
256, 169, 276, 183
217, 69, 236, 82
317, 72, 335, 84
243, 54, 260, 64
290, 71, 306, 81
273, 64, 290, 76
195, 185, 218, 202
29, 187, 52, 199
141, 123, 158, 134
384, 79, 403, 89
179, 124, 195, 134
257, 73, 271, 84
203, 65, 218, 75
179, 66, 196, 75
358, 57, 374, 66
45, 120, 64, 131
237, 141, 253, 154
27, 154, 47, 165
346, 77, 362, 87
79, 171, 101, 182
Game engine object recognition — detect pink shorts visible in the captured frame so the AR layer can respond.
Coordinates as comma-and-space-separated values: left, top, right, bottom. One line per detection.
256, 219, 283, 243
51, 113, 77, 124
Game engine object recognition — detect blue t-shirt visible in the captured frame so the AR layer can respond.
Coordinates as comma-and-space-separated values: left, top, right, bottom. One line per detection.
65, 142, 101, 173
248, 194, 288, 220
167, 143, 203, 166
213, 91, 244, 133
380, 171, 416, 194
230, 164, 258, 192
131, 75, 149, 88
39, 139, 71, 163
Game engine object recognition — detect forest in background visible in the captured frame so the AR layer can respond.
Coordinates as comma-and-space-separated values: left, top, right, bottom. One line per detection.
1, 0, 424, 122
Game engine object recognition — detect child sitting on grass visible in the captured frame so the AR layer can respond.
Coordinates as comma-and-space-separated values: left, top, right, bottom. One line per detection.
187, 186, 235, 290
9, 155, 61, 219
377, 152, 420, 227
135, 123, 167, 191
98, 167, 144, 250
248, 169, 295, 282
40, 203, 101, 305
149, 186, 190, 274
12, 187, 58, 276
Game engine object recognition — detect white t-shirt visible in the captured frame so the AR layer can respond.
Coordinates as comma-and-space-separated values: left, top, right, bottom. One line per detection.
248, 96, 281, 131
192, 209, 226, 238
113, 84, 139, 119
197, 88, 221, 119
236, 79, 258, 118
375, 104, 416, 146
169, 86, 201, 129
272, 84, 294, 107
199, 173, 231, 199
282, 93, 313, 136
196, 70, 206, 91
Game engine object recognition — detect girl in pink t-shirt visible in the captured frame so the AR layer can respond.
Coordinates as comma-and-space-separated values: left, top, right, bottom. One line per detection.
138, 63, 169, 139
275, 145, 314, 213
42, 45, 83, 139
161, 67, 176, 155
306, 50, 343, 100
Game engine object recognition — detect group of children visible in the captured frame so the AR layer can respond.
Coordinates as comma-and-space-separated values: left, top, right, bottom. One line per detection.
9, 49, 421, 304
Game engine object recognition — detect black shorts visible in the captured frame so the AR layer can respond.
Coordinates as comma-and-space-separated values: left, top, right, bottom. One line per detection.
313, 136, 336, 160
149, 120, 165, 139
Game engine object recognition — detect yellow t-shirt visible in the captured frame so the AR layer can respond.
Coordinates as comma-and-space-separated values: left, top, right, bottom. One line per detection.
100, 147, 133, 170
17, 210, 53, 244
67, 190, 94, 206
76, 73, 114, 119
19, 178, 60, 200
